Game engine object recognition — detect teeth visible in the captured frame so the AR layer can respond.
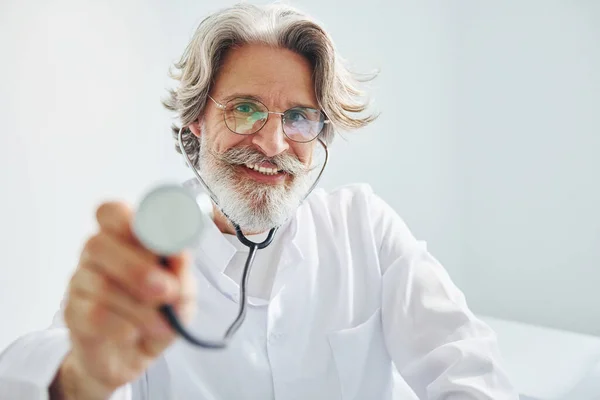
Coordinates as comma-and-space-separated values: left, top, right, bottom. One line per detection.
245, 163, 281, 175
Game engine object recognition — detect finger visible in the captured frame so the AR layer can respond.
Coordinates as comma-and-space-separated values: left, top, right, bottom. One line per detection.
159, 250, 196, 323
161, 250, 191, 276
96, 201, 137, 244
173, 252, 197, 323
162, 250, 195, 301
138, 333, 174, 359
69, 267, 177, 362
70, 265, 177, 340
64, 290, 139, 343
81, 233, 180, 303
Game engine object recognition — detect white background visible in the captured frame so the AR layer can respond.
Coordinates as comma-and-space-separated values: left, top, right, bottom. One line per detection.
1, 0, 599, 353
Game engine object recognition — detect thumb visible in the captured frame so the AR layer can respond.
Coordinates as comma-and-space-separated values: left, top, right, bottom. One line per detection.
162, 250, 192, 277
161, 250, 196, 324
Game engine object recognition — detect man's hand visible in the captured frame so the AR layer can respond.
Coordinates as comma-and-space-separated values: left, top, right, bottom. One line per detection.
50, 201, 197, 399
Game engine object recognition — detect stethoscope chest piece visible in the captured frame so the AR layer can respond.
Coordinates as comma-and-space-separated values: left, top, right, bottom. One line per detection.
133, 184, 205, 256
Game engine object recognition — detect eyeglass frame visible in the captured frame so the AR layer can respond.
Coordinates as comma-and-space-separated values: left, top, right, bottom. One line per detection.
207, 95, 330, 143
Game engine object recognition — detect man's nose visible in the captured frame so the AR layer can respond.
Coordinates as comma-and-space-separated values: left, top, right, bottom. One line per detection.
251, 114, 290, 157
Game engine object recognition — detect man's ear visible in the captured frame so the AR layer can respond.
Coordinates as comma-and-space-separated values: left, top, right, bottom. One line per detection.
188, 119, 202, 138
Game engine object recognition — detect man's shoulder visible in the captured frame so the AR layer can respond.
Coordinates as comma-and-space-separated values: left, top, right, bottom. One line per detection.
303, 182, 377, 215
302, 182, 402, 226
308, 182, 373, 201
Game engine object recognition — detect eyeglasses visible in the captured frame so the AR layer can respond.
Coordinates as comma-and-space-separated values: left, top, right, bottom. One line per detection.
208, 95, 329, 143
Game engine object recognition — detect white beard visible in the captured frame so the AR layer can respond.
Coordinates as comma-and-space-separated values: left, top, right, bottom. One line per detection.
198, 131, 312, 233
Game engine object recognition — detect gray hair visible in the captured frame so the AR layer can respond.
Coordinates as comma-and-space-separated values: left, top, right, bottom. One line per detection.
162, 2, 378, 167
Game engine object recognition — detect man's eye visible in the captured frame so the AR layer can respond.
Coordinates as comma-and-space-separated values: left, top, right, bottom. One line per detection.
287, 111, 307, 121
234, 103, 256, 113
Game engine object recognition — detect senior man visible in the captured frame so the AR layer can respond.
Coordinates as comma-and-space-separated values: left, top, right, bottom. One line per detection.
0, 3, 517, 399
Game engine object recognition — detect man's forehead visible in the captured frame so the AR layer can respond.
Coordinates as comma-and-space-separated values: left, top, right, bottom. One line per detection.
212, 44, 318, 108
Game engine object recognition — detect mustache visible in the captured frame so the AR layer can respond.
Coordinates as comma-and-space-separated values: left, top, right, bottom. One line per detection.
211, 146, 309, 176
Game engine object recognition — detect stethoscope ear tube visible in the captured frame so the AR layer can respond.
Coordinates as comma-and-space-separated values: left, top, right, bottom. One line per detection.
139, 127, 328, 348
155, 224, 276, 348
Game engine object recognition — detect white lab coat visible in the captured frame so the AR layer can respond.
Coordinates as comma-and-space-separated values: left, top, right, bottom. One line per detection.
0, 181, 519, 399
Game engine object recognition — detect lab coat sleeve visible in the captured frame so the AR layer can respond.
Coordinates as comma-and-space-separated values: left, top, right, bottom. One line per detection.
0, 291, 132, 400
369, 192, 519, 399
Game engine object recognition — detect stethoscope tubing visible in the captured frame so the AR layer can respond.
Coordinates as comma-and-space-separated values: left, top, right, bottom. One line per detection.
153, 127, 329, 348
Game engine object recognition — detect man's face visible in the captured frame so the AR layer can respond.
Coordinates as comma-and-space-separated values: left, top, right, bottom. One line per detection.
188, 43, 319, 233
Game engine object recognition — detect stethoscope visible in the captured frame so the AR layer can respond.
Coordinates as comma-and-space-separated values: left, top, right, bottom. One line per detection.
132, 127, 329, 349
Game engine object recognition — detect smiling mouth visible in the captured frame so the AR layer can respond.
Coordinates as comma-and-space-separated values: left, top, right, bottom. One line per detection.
236, 163, 289, 185
243, 162, 284, 176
